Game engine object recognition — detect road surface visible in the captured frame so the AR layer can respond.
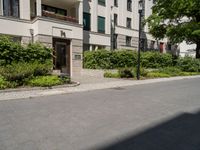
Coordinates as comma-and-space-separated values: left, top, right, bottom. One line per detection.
0, 78, 200, 150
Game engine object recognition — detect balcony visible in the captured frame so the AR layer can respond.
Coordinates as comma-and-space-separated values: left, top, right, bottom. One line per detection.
31, 0, 82, 24
42, 10, 78, 23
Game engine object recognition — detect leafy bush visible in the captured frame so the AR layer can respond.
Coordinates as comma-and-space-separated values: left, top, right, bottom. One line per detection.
27, 76, 67, 87
25, 43, 52, 63
83, 50, 173, 69
141, 52, 173, 68
0, 76, 17, 89
0, 36, 24, 65
118, 68, 134, 78
0, 35, 52, 65
0, 60, 52, 85
0, 76, 9, 89
177, 57, 200, 72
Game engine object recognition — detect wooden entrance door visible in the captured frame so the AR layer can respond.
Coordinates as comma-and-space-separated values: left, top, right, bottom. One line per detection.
53, 38, 70, 75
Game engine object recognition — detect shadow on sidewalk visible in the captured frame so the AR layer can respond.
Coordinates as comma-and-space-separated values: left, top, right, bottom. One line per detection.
92, 110, 200, 150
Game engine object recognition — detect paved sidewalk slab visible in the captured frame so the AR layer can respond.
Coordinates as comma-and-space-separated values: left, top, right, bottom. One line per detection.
0, 75, 200, 101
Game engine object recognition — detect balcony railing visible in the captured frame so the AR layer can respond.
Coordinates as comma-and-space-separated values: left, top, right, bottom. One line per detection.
42, 10, 78, 23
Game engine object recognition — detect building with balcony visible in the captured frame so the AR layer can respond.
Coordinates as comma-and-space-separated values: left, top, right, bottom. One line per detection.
83, 0, 169, 52
0, 0, 83, 77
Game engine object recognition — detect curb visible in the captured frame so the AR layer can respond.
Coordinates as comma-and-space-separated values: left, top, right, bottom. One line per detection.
0, 81, 80, 94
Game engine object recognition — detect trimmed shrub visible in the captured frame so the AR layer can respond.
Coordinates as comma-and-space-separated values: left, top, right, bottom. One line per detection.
27, 76, 66, 87
83, 50, 173, 69
141, 52, 173, 68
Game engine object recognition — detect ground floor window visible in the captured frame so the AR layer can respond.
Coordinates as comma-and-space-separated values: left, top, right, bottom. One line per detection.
126, 36, 132, 46
3, 0, 19, 18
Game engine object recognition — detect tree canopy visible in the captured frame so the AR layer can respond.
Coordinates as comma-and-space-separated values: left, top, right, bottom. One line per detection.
146, 0, 200, 58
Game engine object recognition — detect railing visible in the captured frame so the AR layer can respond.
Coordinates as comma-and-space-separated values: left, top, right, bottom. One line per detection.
42, 10, 78, 23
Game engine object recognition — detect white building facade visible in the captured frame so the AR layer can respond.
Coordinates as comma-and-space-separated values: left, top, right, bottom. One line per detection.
0, 0, 173, 77
83, 0, 169, 52
0, 0, 83, 77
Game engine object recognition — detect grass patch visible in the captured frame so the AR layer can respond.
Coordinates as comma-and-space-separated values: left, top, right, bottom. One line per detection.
104, 72, 120, 78
146, 72, 171, 78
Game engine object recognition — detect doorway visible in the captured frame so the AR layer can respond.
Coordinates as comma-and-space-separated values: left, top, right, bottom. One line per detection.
53, 38, 71, 75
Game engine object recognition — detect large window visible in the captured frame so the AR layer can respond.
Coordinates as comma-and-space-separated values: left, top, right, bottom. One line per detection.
114, 0, 118, 7
98, 16, 105, 33
114, 14, 118, 26
83, 12, 91, 31
3, 0, 19, 17
127, 0, 132, 11
98, 0, 106, 6
126, 18, 132, 28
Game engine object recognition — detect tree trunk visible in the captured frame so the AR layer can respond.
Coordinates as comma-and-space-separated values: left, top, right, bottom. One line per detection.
196, 41, 200, 59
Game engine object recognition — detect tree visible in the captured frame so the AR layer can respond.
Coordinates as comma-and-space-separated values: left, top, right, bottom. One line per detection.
146, 0, 200, 58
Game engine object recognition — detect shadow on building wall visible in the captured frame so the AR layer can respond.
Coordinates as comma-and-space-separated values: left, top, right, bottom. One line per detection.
91, 110, 200, 150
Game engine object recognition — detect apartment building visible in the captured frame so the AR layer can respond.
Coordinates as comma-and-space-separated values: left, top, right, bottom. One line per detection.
0, 0, 83, 77
83, 0, 169, 52
0, 0, 172, 77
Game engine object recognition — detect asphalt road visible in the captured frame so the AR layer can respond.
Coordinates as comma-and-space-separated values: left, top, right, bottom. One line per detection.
0, 78, 200, 150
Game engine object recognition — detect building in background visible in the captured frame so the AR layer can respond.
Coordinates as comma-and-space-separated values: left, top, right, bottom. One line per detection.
0, 0, 183, 77
83, 0, 169, 53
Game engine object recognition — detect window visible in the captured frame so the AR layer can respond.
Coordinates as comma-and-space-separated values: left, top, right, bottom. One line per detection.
114, 34, 118, 49
114, 0, 118, 7
126, 36, 132, 46
42, 4, 67, 16
3, 0, 19, 17
127, 0, 132, 11
127, 18, 132, 28
98, 0, 106, 6
98, 16, 105, 33
83, 12, 91, 31
114, 14, 118, 26
150, 40, 155, 50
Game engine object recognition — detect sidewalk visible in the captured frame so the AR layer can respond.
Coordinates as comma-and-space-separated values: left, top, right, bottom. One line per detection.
0, 75, 200, 101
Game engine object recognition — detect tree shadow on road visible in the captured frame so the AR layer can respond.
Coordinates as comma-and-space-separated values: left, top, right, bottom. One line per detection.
93, 111, 200, 150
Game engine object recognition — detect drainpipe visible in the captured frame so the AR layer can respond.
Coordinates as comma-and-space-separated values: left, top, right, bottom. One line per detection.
29, 29, 34, 43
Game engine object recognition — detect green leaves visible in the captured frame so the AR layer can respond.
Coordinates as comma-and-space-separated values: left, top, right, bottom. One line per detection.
0, 35, 52, 66
83, 50, 173, 69
146, 0, 200, 57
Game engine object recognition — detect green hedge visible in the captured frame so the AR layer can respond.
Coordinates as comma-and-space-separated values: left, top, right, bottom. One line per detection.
83, 50, 173, 69
0, 35, 52, 65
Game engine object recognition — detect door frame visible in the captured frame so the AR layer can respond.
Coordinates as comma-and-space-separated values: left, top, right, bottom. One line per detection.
53, 38, 71, 76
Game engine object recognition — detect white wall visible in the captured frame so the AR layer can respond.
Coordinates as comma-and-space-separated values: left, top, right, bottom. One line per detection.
0, 17, 31, 37
20, 0, 31, 20
179, 41, 196, 57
